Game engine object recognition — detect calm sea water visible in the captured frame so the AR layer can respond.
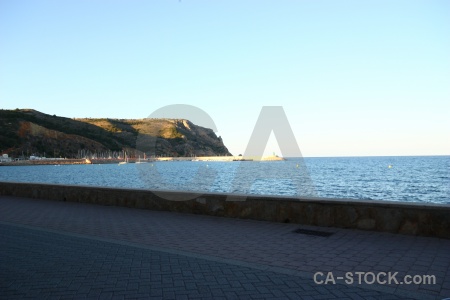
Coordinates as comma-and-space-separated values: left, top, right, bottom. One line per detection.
0, 156, 448, 204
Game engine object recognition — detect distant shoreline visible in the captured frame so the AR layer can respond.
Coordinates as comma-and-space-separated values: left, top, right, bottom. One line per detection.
0, 159, 90, 166
0, 155, 285, 166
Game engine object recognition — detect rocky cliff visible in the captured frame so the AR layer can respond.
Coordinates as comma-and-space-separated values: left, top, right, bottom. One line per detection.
0, 109, 231, 158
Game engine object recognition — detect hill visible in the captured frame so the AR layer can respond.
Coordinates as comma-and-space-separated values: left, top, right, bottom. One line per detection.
0, 109, 231, 158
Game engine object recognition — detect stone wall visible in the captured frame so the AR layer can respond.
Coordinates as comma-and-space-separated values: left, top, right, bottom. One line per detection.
0, 159, 89, 166
0, 181, 449, 238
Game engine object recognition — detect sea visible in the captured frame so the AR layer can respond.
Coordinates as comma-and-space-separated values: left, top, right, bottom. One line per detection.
0, 156, 449, 205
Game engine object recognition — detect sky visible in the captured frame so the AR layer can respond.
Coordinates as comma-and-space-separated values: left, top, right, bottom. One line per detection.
1, 0, 449, 157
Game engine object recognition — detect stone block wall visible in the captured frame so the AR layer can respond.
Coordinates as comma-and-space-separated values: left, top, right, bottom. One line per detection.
0, 181, 449, 238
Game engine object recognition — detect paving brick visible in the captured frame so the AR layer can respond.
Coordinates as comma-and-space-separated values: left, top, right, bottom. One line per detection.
1, 196, 448, 300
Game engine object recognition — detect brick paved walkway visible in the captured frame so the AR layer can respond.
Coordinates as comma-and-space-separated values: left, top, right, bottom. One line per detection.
1, 196, 449, 299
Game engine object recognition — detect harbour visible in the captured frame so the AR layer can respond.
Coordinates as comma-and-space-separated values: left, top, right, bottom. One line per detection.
0, 155, 285, 166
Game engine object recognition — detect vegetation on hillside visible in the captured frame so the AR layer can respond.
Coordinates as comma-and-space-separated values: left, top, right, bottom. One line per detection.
0, 109, 231, 158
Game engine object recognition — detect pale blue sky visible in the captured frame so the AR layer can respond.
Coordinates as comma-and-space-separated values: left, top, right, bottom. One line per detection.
1, 0, 449, 157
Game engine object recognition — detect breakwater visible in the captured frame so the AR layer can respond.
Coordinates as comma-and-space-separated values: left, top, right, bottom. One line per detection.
0, 181, 448, 239
0, 159, 90, 166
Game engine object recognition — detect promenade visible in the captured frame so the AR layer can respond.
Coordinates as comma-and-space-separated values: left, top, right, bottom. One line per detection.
0, 196, 449, 299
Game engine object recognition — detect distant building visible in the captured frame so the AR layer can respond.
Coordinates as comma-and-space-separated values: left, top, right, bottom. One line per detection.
0, 154, 12, 162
